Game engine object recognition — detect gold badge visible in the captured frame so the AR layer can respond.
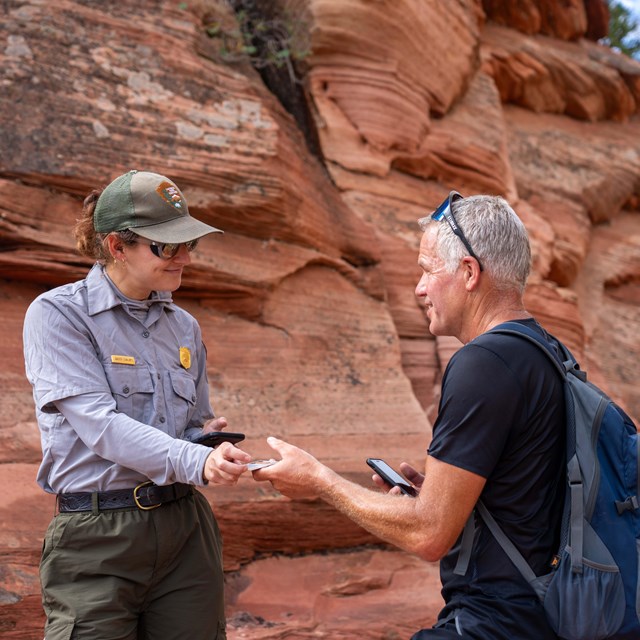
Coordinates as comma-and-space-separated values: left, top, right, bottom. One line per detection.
179, 347, 191, 369
111, 355, 136, 365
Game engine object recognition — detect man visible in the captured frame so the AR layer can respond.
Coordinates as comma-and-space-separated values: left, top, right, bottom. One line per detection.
255, 192, 565, 638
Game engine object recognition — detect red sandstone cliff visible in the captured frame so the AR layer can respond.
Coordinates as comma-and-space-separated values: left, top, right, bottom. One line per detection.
1, 0, 639, 637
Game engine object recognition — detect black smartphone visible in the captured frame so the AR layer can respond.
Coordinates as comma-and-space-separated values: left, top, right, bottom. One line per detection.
192, 431, 245, 447
366, 458, 417, 497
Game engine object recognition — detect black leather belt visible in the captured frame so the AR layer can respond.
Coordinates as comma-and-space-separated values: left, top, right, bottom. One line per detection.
57, 481, 192, 513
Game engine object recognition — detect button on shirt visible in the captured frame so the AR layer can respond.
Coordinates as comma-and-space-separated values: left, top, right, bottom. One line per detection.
23, 263, 214, 493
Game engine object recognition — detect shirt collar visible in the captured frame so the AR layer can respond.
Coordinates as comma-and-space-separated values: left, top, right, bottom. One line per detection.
85, 263, 174, 316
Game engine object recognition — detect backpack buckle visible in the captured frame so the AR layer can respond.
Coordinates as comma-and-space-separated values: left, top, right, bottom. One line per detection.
615, 495, 639, 515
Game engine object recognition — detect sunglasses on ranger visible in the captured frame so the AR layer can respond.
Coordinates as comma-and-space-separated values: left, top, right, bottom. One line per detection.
430, 191, 483, 271
132, 235, 199, 260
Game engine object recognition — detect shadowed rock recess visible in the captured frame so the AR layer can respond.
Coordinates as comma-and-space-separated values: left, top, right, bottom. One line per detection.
1, 0, 639, 637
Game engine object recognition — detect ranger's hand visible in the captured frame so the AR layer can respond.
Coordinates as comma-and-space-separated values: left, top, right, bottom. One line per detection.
201, 416, 228, 433
203, 441, 251, 485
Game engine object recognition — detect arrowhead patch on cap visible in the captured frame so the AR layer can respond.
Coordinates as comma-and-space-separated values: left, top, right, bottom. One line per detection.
156, 181, 185, 211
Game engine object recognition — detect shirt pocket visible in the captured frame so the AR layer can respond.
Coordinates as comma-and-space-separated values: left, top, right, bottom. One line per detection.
103, 363, 154, 421
168, 369, 197, 433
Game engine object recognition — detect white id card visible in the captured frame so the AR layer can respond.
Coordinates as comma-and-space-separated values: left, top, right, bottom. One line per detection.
247, 459, 277, 471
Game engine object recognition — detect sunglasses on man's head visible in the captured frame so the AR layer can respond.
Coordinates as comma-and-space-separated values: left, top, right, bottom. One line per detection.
132, 236, 199, 260
430, 191, 483, 271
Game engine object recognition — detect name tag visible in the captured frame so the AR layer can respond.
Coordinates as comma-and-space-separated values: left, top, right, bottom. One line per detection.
111, 355, 136, 365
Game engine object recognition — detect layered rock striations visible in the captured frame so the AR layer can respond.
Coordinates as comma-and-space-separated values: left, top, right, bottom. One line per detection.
1, 0, 639, 637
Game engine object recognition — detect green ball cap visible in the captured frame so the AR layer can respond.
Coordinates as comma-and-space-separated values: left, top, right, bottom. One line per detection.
93, 170, 223, 243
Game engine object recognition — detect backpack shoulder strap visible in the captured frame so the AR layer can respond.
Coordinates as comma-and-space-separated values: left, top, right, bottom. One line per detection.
490, 321, 578, 378
456, 323, 586, 579
489, 322, 592, 574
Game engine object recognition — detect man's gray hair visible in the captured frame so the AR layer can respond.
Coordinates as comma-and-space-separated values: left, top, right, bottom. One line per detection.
418, 195, 531, 292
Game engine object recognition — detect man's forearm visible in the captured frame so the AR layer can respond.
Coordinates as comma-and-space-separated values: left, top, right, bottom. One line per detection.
316, 465, 435, 558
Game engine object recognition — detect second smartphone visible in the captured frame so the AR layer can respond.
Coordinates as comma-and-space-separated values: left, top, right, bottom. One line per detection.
366, 457, 417, 497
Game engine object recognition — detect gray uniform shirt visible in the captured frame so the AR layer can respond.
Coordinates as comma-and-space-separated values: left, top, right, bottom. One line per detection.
23, 263, 213, 493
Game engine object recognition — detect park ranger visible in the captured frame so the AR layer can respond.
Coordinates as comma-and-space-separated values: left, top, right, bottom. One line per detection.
23, 170, 250, 640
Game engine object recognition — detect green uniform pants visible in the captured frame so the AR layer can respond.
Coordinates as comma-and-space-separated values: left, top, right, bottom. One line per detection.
40, 489, 226, 640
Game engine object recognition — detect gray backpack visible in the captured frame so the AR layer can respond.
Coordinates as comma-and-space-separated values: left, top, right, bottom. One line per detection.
455, 322, 640, 640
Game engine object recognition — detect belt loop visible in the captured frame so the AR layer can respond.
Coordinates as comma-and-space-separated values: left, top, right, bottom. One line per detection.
91, 492, 99, 515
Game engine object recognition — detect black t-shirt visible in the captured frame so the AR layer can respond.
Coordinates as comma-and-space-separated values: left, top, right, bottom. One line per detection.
428, 320, 565, 623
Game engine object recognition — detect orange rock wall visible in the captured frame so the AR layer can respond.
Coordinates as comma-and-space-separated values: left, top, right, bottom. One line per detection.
1, 0, 639, 637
